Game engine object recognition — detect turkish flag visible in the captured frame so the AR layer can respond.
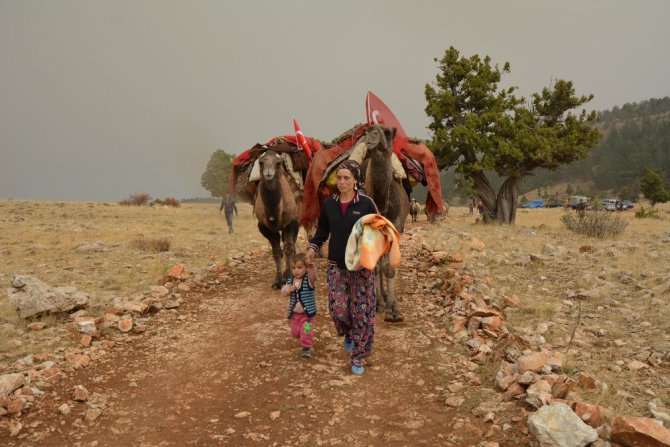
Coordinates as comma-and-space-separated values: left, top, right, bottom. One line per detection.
365, 91, 408, 138
293, 117, 313, 161
365, 91, 409, 154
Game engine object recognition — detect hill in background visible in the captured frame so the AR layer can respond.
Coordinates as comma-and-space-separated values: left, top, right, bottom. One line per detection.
412, 96, 670, 205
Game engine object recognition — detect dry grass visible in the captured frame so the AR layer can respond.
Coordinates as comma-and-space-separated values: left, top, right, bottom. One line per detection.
130, 237, 172, 252
1, 199, 669, 415
0, 200, 275, 364
424, 202, 670, 415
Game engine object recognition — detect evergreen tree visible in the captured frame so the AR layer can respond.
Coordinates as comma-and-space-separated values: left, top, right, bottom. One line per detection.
425, 47, 601, 224
201, 149, 235, 198
640, 168, 669, 207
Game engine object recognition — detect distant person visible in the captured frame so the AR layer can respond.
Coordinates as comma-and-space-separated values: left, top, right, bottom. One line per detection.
219, 193, 238, 234
576, 200, 587, 217
476, 200, 485, 216
468, 196, 476, 215
281, 253, 318, 358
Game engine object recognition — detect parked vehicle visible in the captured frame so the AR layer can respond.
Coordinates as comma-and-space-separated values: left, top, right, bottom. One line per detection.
601, 199, 617, 211
618, 200, 635, 210
521, 200, 545, 209
569, 195, 589, 209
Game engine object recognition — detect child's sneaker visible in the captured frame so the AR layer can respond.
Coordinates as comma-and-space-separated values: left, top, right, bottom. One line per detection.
351, 364, 364, 375
343, 337, 354, 353
301, 348, 312, 358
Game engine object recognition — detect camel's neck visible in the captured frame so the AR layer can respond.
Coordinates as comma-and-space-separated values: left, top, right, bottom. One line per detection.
366, 155, 393, 214
259, 177, 282, 225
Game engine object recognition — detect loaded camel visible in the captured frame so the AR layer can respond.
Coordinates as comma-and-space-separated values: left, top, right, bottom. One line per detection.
361, 124, 410, 322
253, 150, 300, 289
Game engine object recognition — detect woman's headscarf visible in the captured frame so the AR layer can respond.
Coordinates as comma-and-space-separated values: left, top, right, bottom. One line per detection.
337, 159, 365, 192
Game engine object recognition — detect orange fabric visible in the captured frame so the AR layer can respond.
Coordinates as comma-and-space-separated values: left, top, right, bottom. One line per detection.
345, 214, 401, 271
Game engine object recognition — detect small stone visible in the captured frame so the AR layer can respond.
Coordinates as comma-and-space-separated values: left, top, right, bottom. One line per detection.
85, 408, 103, 422
118, 318, 133, 332
270, 411, 280, 421
627, 360, 648, 371
27, 322, 47, 331
58, 403, 71, 415
7, 397, 26, 415
234, 411, 251, 418
9, 420, 22, 437
72, 384, 89, 401
445, 396, 465, 407
80, 334, 92, 347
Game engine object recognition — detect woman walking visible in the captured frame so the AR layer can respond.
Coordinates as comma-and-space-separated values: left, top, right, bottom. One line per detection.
305, 160, 378, 375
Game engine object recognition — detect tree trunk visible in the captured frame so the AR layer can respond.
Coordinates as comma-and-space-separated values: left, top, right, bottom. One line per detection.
471, 171, 496, 223
472, 172, 520, 225
495, 176, 521, 224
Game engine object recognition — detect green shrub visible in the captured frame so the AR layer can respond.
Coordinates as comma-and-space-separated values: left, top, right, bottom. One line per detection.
561, 210, 628, 238
634, 206, 658, 218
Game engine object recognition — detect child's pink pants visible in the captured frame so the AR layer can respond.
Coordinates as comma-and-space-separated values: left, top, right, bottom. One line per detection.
290, 313, 314, 348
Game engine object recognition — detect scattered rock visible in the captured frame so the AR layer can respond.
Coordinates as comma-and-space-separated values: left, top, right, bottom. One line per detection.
611, 415, 670, 447
527, 403, 598, 447
7, 275, 89, 318
58, 403, 71, 415
0, 373, 27, 395
72, 385, 89, 402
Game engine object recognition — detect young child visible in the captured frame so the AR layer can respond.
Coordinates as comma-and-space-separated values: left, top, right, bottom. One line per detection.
281, 253, 317, 358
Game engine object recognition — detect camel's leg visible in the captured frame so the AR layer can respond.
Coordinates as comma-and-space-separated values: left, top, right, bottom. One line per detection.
258, 223, 283, 289
380, 254, 404, 323
375, 265, 387, 314
281, 221, 299, 282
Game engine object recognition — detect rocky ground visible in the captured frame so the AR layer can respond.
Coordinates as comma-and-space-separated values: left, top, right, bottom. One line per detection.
2, 206, 670, 446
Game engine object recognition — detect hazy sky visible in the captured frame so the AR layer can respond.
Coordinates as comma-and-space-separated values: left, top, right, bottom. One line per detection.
2, 1, 669, 201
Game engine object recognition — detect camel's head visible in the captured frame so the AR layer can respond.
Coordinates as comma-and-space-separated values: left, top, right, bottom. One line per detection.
258, 150, 283, 182
365, 124, 396, 160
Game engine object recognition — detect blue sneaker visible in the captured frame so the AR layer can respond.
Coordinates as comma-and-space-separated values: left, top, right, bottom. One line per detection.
343, 338, 354, 353
351, 364, 364, 375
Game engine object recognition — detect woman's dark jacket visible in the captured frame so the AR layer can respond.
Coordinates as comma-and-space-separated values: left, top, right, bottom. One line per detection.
309, 193, 378, 270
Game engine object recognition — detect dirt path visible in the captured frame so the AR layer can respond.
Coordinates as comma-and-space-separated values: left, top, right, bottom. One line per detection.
7, 226, 531, 447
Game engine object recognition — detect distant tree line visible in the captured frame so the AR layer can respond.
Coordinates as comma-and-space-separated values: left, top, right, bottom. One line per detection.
519, 97, 670, 199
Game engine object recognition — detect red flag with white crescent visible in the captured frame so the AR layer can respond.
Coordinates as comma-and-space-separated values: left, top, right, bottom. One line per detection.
293, 117, 312, 161
365, 91, 408, 138
365, 91, 409, 155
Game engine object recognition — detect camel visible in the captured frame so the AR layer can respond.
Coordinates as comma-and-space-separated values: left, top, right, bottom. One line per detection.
361, 124, 411, 322
409, 199, 420, 222
253, 150, 300, 289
